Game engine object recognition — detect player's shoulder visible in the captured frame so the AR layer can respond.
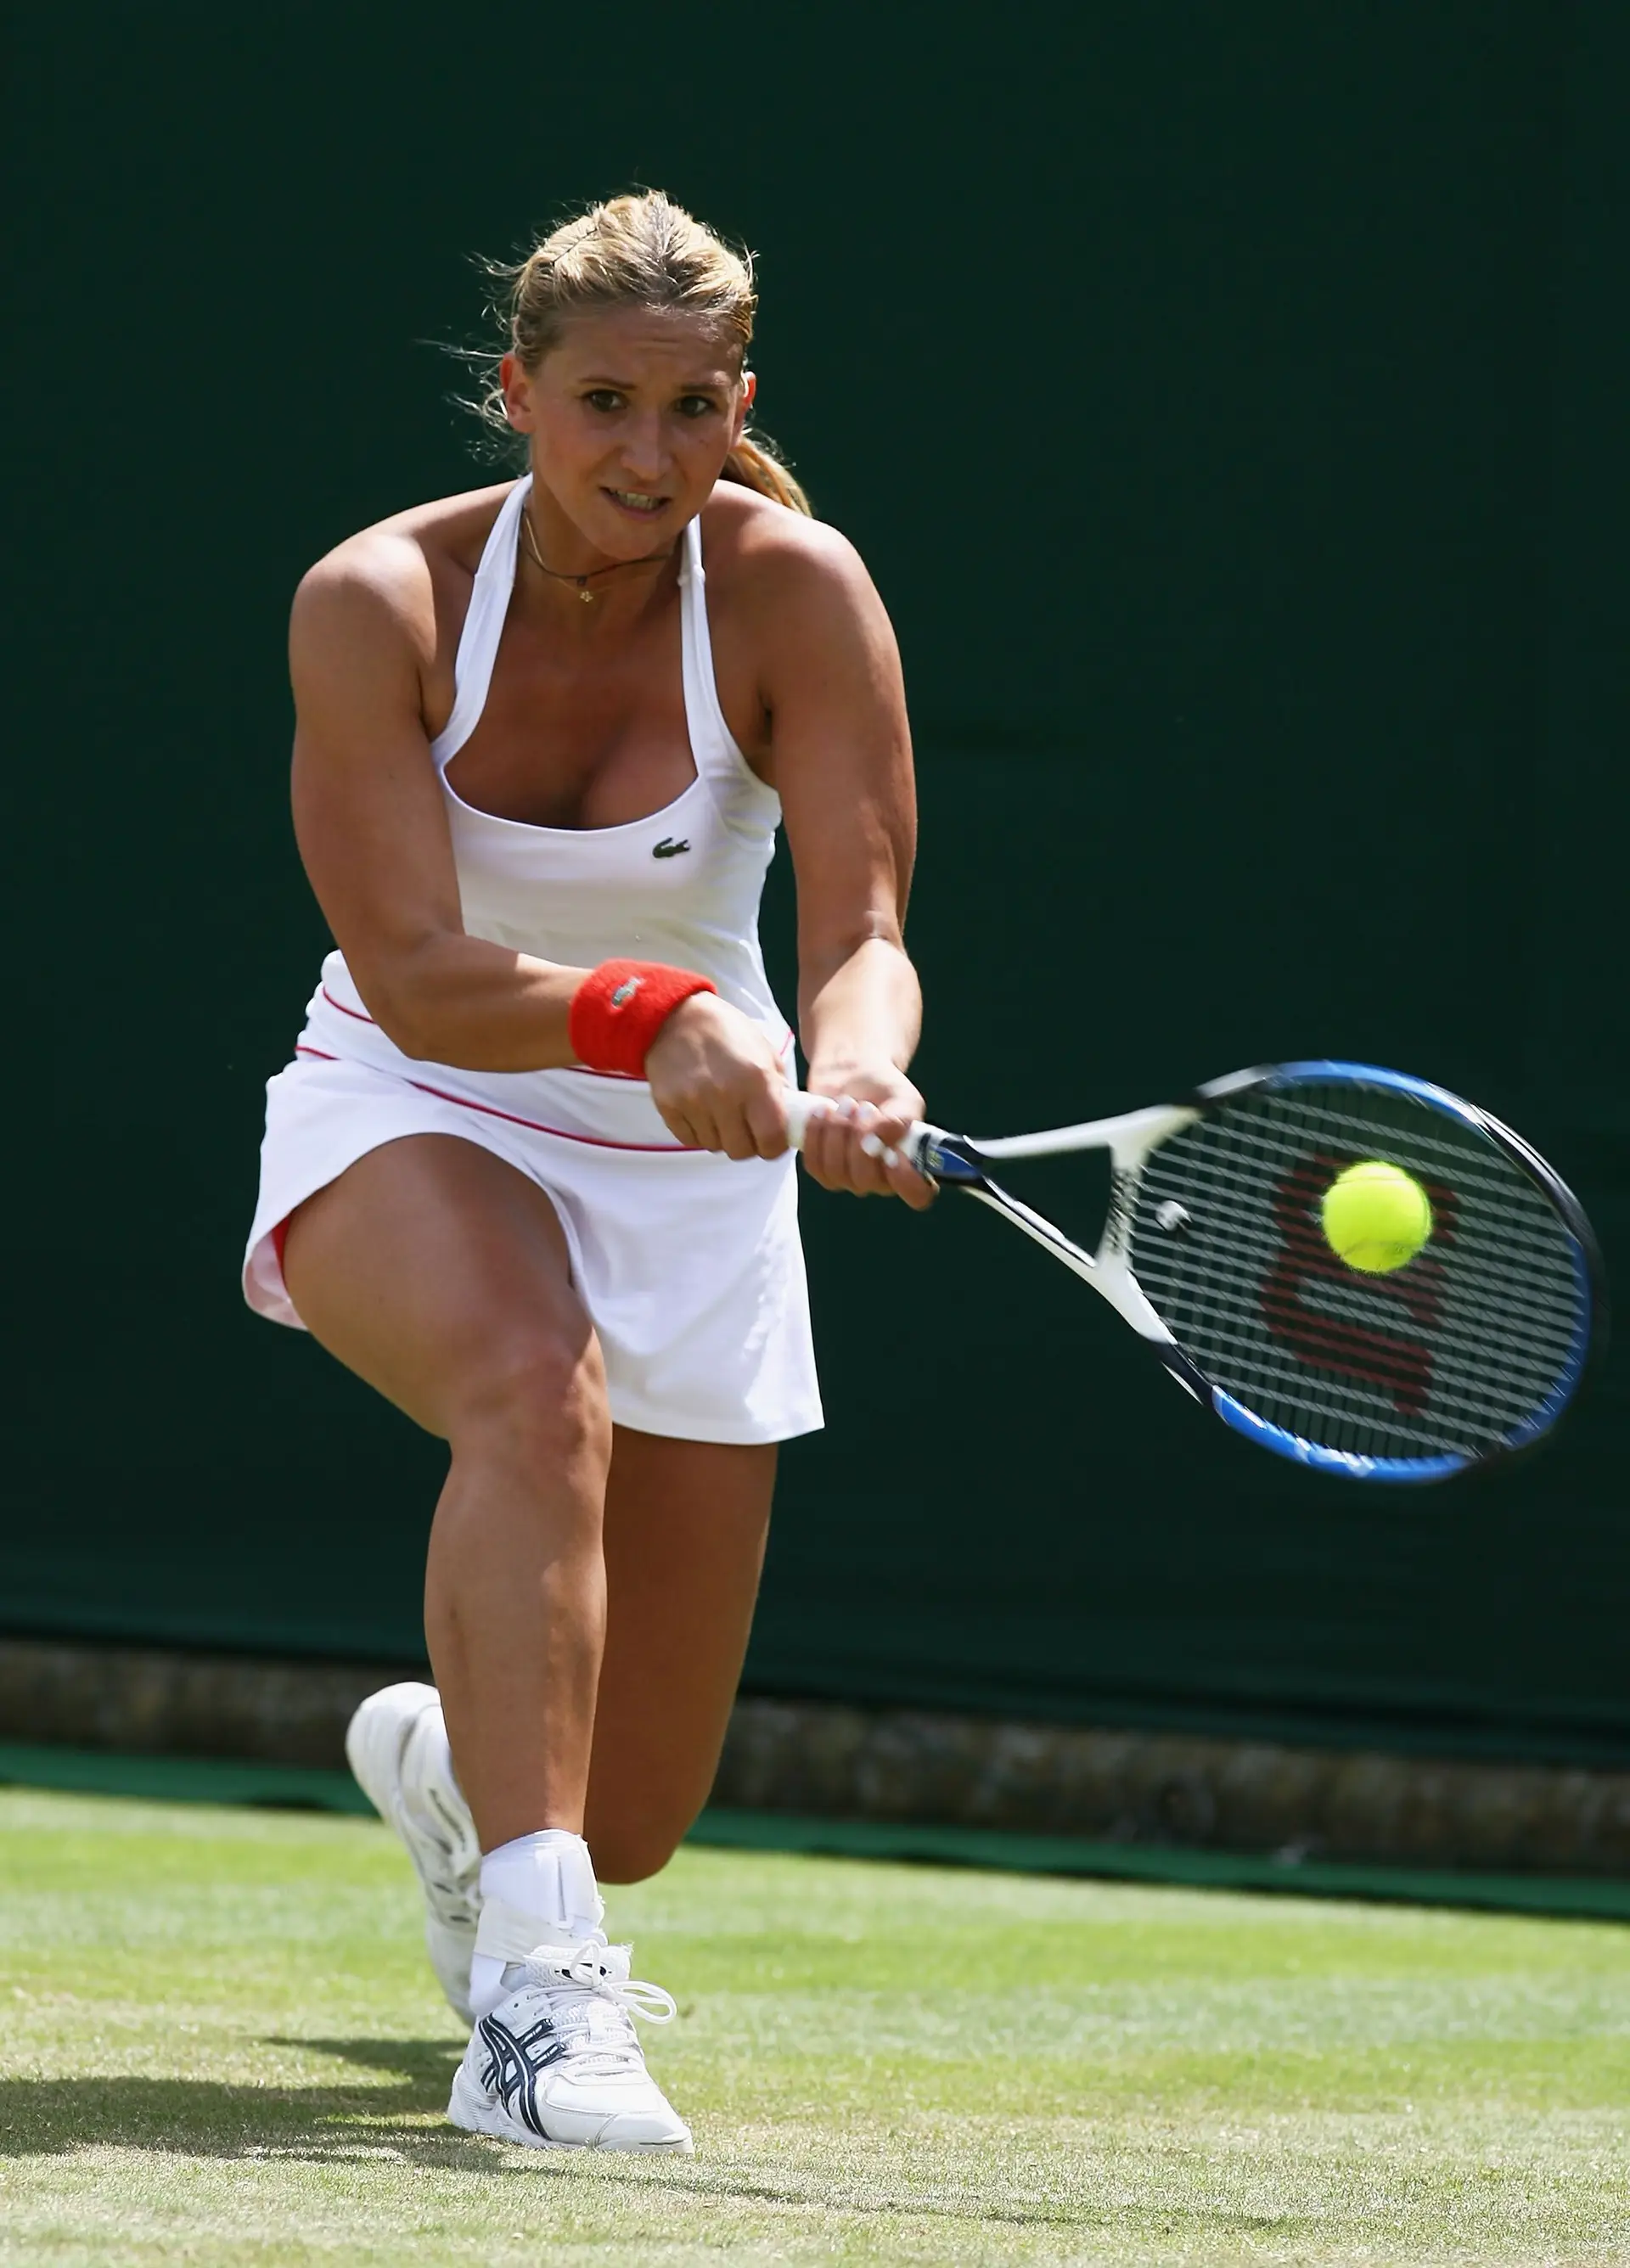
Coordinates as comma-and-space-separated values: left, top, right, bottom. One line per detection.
291, 480, 515, 660
700, 480, 874, 618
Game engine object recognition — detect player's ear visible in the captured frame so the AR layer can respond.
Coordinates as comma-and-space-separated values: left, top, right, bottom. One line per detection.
735, 369, 757, 434
500, 352, 535, 433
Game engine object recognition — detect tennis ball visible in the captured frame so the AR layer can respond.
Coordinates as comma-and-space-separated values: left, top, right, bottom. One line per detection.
1320, 1160, 1433, 1274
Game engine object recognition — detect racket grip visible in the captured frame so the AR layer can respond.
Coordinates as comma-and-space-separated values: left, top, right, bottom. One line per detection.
784, 1092, 932, 1172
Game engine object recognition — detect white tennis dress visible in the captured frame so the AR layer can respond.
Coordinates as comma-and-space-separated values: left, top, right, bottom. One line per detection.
243, 477, 823, 1445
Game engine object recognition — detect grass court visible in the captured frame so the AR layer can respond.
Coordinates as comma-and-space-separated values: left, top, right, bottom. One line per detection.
1, 1785, 1627, 2265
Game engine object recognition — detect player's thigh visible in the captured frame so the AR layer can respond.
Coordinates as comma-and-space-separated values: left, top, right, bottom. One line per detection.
585, 1428, 776, 1882
280, 1132, 601, 1439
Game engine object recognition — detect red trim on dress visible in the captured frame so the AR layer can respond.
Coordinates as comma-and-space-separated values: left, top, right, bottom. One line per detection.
320, 986, 374, 1024
293, 1044, 698, 1152
403, 1075, 697, 1152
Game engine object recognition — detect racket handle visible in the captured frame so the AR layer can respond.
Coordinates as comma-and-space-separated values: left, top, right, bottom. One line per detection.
784, 1092, 934, 1172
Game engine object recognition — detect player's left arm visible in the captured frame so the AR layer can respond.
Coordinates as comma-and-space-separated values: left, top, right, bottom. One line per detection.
751, 521, 932, 1207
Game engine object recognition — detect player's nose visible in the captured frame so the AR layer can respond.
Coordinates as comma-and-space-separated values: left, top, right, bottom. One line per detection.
616, 412, 668, 483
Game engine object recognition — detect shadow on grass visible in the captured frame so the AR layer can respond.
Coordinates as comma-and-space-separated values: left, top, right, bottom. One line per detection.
0, 2041, 1296, 2235
0, 2037, 507, 2170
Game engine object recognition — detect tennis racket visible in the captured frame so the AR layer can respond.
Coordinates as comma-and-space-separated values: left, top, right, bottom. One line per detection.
787, 1062, 1605, 1484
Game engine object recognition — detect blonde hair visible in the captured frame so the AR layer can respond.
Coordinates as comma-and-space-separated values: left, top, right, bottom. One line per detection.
477, 191, 810, 515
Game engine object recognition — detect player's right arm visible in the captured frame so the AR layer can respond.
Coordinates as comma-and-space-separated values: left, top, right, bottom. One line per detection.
289, 533, 584, 1069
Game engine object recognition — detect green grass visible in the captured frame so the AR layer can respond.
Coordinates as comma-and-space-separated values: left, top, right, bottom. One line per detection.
1, 1790, 1627, 2264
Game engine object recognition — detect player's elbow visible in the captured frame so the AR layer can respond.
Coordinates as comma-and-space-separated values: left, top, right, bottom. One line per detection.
374, 1010, 439, 1062
371, 995, 446, 1063
344, 949, 446, 1063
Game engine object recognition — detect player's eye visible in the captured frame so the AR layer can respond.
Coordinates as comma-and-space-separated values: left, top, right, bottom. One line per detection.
583, 390, 625, 413
674, 394, 719, 420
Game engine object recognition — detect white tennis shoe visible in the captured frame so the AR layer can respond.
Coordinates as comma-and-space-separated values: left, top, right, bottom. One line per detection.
345, 1681, 481, 2024
447, 1936, 693, 2153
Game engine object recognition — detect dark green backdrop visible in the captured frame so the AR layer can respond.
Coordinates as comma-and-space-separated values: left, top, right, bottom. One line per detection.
9, 4, 1627, 1762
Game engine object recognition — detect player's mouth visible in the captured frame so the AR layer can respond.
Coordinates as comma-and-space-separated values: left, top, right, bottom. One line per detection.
603, 487, 669, 518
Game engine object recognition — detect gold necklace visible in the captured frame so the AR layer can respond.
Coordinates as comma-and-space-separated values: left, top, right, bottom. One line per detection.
520, 506, 673, 603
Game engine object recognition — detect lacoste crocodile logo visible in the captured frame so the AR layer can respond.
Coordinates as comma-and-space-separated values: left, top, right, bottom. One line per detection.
652, 837, 691, 859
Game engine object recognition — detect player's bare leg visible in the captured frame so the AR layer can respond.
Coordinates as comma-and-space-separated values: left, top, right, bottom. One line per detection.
283, 1134, 693, 2149
586, 1429, 775, 1882
283, 1134, 609, 1840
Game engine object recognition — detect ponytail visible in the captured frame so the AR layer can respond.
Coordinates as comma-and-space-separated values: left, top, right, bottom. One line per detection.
722, 429, 812, 516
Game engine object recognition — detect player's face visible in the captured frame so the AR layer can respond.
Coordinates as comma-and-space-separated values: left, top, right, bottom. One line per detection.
502, 307, 754, 564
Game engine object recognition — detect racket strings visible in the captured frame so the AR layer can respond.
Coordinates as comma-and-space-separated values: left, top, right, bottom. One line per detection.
1151, 1132, 1580, 1348
1127, 1085, 1587, 1461
1176, 1166, 1577, 1450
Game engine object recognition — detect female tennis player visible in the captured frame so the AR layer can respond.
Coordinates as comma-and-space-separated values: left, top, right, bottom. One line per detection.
242, 192, 928, 2153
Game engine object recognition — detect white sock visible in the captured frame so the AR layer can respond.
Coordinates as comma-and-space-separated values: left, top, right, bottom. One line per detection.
469, 1829, 603, 2018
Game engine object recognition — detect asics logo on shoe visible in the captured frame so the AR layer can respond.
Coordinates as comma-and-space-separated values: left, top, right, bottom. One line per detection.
449, 1946, 693, 2153
479, 2012, 566, 2140
652, 837, 690, 859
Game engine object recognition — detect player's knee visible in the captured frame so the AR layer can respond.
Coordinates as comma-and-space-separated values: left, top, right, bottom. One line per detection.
451, 1322, 608, 1466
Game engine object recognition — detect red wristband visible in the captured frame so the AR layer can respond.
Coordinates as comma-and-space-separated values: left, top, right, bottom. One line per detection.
568, 960, 717, 1078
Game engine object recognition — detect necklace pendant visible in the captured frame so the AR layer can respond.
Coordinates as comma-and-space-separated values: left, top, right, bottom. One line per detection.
580, 587, 595, 604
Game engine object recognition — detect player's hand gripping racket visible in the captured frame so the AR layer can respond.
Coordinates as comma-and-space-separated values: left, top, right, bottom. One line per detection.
787, 1063, 1605, 1483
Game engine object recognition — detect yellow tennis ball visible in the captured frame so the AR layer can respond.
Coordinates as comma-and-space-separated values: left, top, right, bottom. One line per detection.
1320, 1160, 1433, 1274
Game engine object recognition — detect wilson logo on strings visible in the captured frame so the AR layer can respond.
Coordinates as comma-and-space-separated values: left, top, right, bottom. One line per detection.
1259, 1152, 1459, 1415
